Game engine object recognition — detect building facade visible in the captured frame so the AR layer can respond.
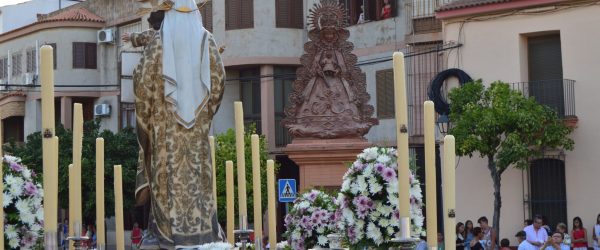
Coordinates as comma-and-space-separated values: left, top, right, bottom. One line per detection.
437, 0, 598, 245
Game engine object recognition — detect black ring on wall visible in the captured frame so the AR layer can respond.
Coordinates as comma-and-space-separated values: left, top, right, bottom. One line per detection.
427, 68, 473, 115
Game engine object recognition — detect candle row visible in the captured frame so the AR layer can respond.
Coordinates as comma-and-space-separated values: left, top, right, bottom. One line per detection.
393, 52, 456, 250
215, 101, 278, 248
39, 45, 123, 250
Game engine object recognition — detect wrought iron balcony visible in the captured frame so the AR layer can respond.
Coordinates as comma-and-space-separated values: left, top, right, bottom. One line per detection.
511, 79, 576, 118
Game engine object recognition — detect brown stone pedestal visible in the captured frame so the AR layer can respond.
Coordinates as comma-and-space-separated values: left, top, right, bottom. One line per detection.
284, 138, 371, 191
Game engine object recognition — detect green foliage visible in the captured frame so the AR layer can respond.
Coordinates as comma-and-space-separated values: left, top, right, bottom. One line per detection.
214, 125, 279, 228
7, 120, 138, 224
448, 80, 574, 172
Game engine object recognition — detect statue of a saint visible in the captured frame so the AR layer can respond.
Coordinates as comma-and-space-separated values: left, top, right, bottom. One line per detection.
123, 0, 226, 248
283, 0, 378, 139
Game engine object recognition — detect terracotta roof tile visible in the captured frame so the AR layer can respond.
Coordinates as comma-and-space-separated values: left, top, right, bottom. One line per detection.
437, 0, 512, 11
39, 7, 104, 23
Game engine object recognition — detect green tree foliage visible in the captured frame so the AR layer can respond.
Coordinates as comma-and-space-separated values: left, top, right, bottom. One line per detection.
7, 120, 138, 225
448, 80, 574, 237
214, 126, 279, 228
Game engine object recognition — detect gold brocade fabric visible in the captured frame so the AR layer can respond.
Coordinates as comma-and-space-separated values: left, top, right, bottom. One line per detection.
131, 29, 226, 248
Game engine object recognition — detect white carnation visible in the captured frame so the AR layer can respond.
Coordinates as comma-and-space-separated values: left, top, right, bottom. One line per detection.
357, 176, 368, 194
297, 201, 310, 209
3, 155, 21, 164
5, 224, 18, 239
387, 226, 395, 236
369, 181, 382, 194
3, 192, 12, 208
317, 235, 328, 246
343, 208, 355, 225
376, 155, 391, 163
8, 237, 19, 249
15, 199, 30, 214
21, 209, 36, 226
366, 222, 383, 245
341, 179, 350, 192
21, 168, 32, 180
36, 206, 44, 221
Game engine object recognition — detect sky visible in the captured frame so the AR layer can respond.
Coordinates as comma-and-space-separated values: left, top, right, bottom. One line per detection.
0, 0, 31, 8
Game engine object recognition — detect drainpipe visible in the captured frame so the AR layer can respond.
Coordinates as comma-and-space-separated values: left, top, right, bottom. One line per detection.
35, 40, 39, 76
7, 50, 10, 86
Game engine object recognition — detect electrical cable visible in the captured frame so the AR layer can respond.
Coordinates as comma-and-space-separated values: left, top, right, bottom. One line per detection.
427, 68, 472, 115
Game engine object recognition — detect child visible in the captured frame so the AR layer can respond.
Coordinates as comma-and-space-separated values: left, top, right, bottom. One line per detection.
500, 238, 511, 250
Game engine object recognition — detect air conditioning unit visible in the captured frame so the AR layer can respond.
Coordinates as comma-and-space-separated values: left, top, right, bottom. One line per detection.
97, 28, 115, 44
94, 104, 111, 117
24, 73, 37, 85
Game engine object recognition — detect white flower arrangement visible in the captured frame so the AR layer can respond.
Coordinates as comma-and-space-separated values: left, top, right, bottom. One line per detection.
284, 190, 338, 249
335, 147, 424, 248
2, 155, 44, 249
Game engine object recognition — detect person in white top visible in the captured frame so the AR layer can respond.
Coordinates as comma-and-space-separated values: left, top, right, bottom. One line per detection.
541, 232, 570, 250
517, 231, 536, 250
593, 213, 600, 250
524, 215, 548, 250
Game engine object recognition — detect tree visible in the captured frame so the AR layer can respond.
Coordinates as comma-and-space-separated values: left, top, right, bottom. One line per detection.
448, 80, 574, 238
6, 120, 138, 225
214, 126, 279, 228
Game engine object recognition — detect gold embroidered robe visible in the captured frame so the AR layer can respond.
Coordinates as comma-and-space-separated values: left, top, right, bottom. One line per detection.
131, 29, 225, 249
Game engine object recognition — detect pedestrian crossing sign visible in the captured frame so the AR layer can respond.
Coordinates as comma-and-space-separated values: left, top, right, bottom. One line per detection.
278, 179, 297, 203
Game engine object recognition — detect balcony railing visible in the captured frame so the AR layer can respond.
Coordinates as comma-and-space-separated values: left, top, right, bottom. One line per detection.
511, 79, 576, 118
405, 0, 453, 34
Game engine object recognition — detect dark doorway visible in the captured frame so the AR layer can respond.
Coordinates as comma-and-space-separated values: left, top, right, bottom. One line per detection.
3, 116, 25, 143
529, 157, 567, 230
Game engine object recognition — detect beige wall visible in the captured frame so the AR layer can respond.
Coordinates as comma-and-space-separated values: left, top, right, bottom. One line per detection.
443, 4, 600, 243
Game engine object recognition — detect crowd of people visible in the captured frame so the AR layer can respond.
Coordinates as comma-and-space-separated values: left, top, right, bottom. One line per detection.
452, 214, 600, 250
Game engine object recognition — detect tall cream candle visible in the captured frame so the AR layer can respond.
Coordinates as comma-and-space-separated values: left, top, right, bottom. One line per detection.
267, 160, 276, 249
0, 120, 4, 247
96, 138, 106, 247
114, 165, 124, 250
209, 136, 217, 208
40, 45, 55, 135
226, 161, 235, 244
424, 101, 437, 247
234, 102, 248, 225
41, 44, 58, 235
72, 103, 83, 231
251, 134, 263, 245
68, 164, 75, 250
44, 137, 59, 235
444, 135, 457, 250
393, 52, 411, 221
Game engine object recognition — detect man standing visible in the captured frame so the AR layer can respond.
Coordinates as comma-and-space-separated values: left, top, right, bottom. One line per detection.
123, 0, 226, 248
517, 231, 535, 250
524, 215, 549, 249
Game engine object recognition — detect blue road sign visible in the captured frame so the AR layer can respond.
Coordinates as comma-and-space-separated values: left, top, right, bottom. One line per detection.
278, 179, 297, 203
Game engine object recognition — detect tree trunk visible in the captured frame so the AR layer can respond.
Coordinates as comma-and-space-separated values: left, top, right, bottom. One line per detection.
487, 156, 502, 242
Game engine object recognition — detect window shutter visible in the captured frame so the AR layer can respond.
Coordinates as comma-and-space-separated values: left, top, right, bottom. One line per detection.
0, 58, 7, 79
276, 0, 291, 28
292, 0, 303, 29
73, 42, 85, 68
226, 0, 241, 30
240, 0, 254, 29
376, 69, 395, 118
200, 1, 213, 32
85, 43, 97, 69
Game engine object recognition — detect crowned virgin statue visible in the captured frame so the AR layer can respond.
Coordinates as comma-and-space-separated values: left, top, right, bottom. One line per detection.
283, 0, 378, 139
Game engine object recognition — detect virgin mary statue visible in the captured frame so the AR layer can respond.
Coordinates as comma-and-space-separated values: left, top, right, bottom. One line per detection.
126, 0, 227, 248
